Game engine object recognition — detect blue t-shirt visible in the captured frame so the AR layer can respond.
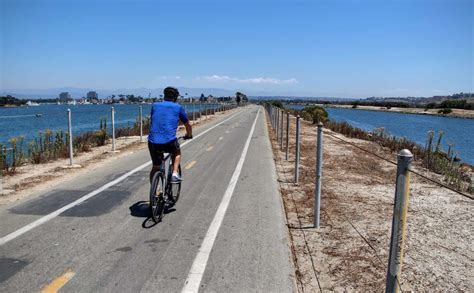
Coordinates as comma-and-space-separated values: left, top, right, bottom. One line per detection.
148, 101, 189, 144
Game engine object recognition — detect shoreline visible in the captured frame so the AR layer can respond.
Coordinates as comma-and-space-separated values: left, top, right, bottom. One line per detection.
330, 104, 474, 119
286, 103, 474, 119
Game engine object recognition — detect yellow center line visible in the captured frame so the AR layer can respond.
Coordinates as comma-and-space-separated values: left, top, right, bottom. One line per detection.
185, 160, 197, 170
206, 146, 214, 151
40, 269, 75, 293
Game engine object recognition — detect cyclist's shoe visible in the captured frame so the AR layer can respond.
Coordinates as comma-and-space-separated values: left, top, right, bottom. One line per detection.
171, 174, 183, 183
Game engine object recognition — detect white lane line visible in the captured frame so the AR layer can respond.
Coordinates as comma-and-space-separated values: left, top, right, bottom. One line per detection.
0, 109, 246, 246
182, 107, 260, 292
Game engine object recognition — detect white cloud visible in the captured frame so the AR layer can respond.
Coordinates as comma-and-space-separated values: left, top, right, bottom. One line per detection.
160, 76, 182, 80
196, 75, 298, 85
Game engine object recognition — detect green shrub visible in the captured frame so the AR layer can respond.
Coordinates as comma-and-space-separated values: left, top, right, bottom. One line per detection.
1, 137, 25, 174
29, 130, 68, 164
438, 108, 452, 114
271, 101, 284, 109
302, 105, 328, 124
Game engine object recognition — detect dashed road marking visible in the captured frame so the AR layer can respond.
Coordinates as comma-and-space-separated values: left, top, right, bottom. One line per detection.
185, 160, 197, 170
40, 269, 75, 293
206, 146, 214, 151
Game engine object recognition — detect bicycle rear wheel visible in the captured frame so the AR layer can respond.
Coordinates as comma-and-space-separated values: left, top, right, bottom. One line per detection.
150, 172, 165, 222
167, 164, 182, 204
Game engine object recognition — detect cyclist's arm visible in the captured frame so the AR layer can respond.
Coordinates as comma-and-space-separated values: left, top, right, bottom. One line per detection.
179, 105, 192, 138
184, 121, 192, 138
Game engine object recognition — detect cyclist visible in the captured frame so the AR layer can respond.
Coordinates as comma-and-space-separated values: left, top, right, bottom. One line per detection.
148, 86, 192, 184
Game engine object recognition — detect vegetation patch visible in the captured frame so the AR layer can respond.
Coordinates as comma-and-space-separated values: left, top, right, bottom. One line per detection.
284, 106, 472, 194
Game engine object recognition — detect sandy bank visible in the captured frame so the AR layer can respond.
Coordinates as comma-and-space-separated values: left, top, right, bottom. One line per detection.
329, 104, 474, 119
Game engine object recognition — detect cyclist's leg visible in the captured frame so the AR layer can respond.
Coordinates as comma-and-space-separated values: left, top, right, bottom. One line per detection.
163, 139, 181, 180
161, 139, 181, 175
172, 148, 181, 175
148, 142, 164, 183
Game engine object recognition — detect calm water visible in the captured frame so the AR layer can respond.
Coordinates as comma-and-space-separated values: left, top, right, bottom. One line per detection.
0, 103, 220, 147
286, 105, 474, 165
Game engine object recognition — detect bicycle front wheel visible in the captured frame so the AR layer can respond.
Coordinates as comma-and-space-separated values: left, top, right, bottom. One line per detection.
150, 172, 165, 222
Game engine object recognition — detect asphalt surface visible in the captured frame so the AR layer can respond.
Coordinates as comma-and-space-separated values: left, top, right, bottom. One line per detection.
0, 105, 295, 292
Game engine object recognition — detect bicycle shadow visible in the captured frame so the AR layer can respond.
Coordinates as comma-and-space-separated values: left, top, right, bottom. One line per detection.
129, 201, 176, 229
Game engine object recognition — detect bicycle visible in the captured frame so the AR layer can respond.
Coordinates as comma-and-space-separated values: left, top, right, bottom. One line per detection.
149, 136, 188, 222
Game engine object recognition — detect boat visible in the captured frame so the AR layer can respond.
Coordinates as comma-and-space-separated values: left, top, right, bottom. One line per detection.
26, 101, 40, 106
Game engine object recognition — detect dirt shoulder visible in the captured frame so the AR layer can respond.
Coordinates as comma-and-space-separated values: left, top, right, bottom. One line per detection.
266, 111, 473, 291
0, 109, 237, 205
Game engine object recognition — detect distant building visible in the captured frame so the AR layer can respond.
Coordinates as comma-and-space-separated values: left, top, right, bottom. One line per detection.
59, 92, 71, 104
87, 91, 98, 100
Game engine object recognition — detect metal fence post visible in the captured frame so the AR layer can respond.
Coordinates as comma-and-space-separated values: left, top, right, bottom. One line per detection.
270, 106, 273, 128
314, 122, 324, 228
67, 109, 74, 165
271, 105, 273, 127
139, 106, 143, 141
270, 106, 273, 129
285, 112, 290, 160
276, 109, 280, 140
277, 108, 280, 137
274, 107, 277, 132
269, 105, 272, 128
111, 106, 116, 151
280, 110, 284, 148
295, 115, 300, 183
386, 149, 413, 293
192, 101, 196, 125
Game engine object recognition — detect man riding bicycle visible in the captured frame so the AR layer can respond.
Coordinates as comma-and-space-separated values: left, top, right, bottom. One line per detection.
148, 86, 192, 184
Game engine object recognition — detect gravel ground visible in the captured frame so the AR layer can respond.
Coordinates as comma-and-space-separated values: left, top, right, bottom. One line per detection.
266, 110, 473, 292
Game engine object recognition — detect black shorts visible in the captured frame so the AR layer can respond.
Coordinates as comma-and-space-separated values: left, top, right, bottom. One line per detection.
148, 139, 180, 166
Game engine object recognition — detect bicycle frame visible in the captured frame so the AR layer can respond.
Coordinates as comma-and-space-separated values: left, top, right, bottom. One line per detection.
159, 153, 174, 187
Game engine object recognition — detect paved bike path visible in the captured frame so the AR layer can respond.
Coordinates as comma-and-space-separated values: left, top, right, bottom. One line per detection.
0, 105, 295, 292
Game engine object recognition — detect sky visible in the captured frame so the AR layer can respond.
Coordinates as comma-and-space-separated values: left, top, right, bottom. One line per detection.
1, 0, 472, 98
